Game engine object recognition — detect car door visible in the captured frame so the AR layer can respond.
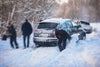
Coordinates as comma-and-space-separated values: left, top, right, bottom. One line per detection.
62, 21, 73, 35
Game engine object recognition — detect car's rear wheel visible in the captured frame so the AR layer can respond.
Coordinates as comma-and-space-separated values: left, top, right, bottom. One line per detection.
82, 31, 86, 40
35, 43, 41, 48
83, 35, 86, 40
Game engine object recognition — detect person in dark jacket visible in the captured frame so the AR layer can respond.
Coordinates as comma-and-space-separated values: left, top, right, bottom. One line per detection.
55, 29, 71, 52
21, 19, 32, 49
7, 23, 19, 49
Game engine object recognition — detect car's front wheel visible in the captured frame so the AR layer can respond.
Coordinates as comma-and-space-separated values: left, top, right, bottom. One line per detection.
78, 31, 86, 40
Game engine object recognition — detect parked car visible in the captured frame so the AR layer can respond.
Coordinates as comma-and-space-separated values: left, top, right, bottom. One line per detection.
76, 20, 93, 34
33, 18, 86, 47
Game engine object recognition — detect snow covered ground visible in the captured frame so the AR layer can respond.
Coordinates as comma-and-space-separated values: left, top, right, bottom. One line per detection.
0, 23, 100, 67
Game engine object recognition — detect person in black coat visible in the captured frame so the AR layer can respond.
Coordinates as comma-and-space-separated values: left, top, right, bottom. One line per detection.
7, 23, 19, 49
55, 29, 71, 52
21, 19, 32, 49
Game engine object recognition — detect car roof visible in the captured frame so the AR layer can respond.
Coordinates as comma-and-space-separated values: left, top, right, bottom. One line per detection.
41, 18, 71, 24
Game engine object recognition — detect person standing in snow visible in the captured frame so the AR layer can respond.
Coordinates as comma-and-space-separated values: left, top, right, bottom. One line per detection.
7, 22, 19, 49
55, 29, 71, 52
21, 19, 32, 49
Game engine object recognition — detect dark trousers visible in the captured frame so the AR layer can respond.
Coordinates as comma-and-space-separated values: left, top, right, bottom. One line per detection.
10, 37, 19, 48
58, 38, 67, 51
23, 35, 30, 48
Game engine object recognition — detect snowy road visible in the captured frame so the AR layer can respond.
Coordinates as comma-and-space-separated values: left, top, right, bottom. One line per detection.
0, 23, 100, 67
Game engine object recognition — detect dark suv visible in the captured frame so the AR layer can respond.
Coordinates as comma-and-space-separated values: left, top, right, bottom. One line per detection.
33, 18, 85, 47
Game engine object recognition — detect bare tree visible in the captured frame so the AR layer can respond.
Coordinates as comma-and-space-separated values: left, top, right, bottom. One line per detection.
0, 0, 57, 36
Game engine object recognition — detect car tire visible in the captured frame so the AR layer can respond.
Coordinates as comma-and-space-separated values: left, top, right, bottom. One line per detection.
83, 35, 86, 40
35, 43, 41, 48
82, 32, 86, 40
78, 31, 86, 40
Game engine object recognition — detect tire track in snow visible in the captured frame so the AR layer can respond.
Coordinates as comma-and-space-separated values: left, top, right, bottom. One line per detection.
27, 47, 59, 67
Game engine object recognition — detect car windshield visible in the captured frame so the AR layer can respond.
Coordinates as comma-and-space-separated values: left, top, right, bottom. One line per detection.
38, 22, 58, 29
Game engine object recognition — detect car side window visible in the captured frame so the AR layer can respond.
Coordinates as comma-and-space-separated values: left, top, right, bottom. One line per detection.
61, 23, 66, 28
65, 21, 73, 28
71, 21, 78, 27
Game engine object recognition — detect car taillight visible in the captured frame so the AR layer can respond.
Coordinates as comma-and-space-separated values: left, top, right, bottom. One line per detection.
34, 31, 38, 33
52, 31, 55, 34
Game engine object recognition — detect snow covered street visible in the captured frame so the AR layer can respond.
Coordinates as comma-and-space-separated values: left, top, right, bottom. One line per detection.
0, 23, 100, 67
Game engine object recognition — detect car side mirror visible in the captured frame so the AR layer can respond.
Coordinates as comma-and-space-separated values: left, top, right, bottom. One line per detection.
75, 25, 81, 29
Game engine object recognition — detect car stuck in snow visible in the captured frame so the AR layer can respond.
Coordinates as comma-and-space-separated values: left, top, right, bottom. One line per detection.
33, 18, 86, 47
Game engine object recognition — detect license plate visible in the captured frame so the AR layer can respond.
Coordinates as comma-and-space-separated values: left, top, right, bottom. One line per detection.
40, 34, 48, 37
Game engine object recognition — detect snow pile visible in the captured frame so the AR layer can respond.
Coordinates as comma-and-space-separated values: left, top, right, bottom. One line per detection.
0, 23, 100, 67
45, 37, 100, 67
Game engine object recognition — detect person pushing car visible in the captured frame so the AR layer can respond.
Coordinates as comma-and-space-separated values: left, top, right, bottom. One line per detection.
55, 29, 71, 52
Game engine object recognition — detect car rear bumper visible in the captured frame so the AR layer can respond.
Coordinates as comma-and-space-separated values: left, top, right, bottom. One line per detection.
33, 37, 58, 46
85, 29, 92, 34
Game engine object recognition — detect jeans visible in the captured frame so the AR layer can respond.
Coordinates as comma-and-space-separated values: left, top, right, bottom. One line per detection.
10, 37, 19, 48
23, 35, 30, 48
58, 38, 67, 51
